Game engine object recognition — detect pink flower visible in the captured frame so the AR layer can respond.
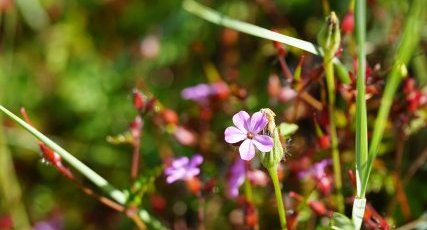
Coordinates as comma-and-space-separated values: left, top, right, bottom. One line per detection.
227, 158, 245, 198
164, 154, 203, 184
224, 111, 274, 161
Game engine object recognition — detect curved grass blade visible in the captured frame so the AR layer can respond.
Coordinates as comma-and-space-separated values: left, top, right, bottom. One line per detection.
0, 105, 168, 230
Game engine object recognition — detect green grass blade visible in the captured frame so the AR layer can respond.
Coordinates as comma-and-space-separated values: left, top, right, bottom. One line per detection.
354, 0, 368, 199
0, 104, 126, 204
183, 0, 320, 55
352, 0, 369, 228
182, 0, 351, 81
363, 0, 426, 195
0, 105, 168, 230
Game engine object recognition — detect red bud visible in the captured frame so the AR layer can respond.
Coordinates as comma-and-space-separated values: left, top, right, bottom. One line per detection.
318, 135, 331, 149
309, 201, 328, 216
132, 89, 145, 111
342, 12, 354, 34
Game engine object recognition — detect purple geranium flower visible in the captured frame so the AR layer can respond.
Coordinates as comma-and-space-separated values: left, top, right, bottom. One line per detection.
165, 154, 203, 184
224, 111, 274, 161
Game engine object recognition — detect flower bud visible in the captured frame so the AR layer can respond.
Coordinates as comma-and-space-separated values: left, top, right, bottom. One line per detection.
258, 109, 285, 169
341, 11, 354, 34
317, 11, 341, 57
309, 201, 329, 216
132, 88, 145, 111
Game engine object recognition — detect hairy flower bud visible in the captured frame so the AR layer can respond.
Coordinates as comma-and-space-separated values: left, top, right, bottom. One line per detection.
258, 108, 284, 169
317, 11, 341, 57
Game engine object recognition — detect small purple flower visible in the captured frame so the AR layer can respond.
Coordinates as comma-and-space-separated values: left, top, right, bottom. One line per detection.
181, 84, 212, 103
165, 154, 203, 184
227, 158, 245, 198
298, 159, 332, 179
224, 111, 274, 161
181, 82, 230, 103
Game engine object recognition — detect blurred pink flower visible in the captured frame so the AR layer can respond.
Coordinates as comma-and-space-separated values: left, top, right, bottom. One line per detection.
247, 169, 269, 186
181, 82, 230, 103
165, 154, 203, 184
224, 111, 273, 161
299, 159, 333, 195
278, 86, 297, 102
173, 126, 196, 146
227, 158, 245, 198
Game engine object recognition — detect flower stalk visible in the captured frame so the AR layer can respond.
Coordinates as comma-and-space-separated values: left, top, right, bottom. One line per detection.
267, 166, 287, 230
260, 109, 288, 230
318, 12, 344, 213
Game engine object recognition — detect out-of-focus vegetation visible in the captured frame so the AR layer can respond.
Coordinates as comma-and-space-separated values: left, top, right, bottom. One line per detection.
0, 0, 426, 229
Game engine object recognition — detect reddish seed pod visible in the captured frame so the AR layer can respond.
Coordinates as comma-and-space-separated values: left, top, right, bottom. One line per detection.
318, 176, 333, 195
161, 109, 179, 125
318, 135, 331, 149
274, 40, 286, 56
185, 177, 202, 195
347, 169, 356, 187
342, 12, 354, 34
132, 89, 145, 111
150, 194, 167, 213
129, 116, 143, 140
145, 97, 157, 113
0, 215, 12, 229
309, 201, 328, 216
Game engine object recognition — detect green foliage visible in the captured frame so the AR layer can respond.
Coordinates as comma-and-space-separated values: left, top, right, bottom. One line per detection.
329, 212, 355, 230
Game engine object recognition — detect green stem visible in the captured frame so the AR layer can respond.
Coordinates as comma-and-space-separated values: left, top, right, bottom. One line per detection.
0, 105, 167, 230
324, 53, 344, 213
267, 166, 287, 230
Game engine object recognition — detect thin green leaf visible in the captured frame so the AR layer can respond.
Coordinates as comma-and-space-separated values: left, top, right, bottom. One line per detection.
0, 105, 167, 230
183, 0, 319, 55
363, 0, 426, 195
354, 0, 368, 201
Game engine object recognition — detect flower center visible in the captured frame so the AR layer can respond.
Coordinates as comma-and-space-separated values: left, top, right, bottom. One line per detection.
247, 132, 254, 139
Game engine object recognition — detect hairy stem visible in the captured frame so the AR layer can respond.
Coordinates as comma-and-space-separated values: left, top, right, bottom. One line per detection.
267, 166, 287, 230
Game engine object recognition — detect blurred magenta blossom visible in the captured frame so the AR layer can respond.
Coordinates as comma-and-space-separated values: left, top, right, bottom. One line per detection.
227, 158, 245, 198
164, 154, 203, 184
181, 82, 229, 103
299, 159, 333, 194
227, 159, 269, 198
224, 111, 273, 160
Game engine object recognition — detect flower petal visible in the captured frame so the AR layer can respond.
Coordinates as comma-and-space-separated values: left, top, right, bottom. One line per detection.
172, 157, 189, 168
224, 127, 247, 143
166, 168, 186, 183
239, 139, 256, 161
253, 135, 274, 152
249, 112, 268, 133
189, 154, 204, 168
185, 168, 200, 178
232, 111, 250, 132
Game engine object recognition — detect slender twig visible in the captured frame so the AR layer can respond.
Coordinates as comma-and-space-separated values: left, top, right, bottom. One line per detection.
131, 115, 142, 180
403, 146, 427, 185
